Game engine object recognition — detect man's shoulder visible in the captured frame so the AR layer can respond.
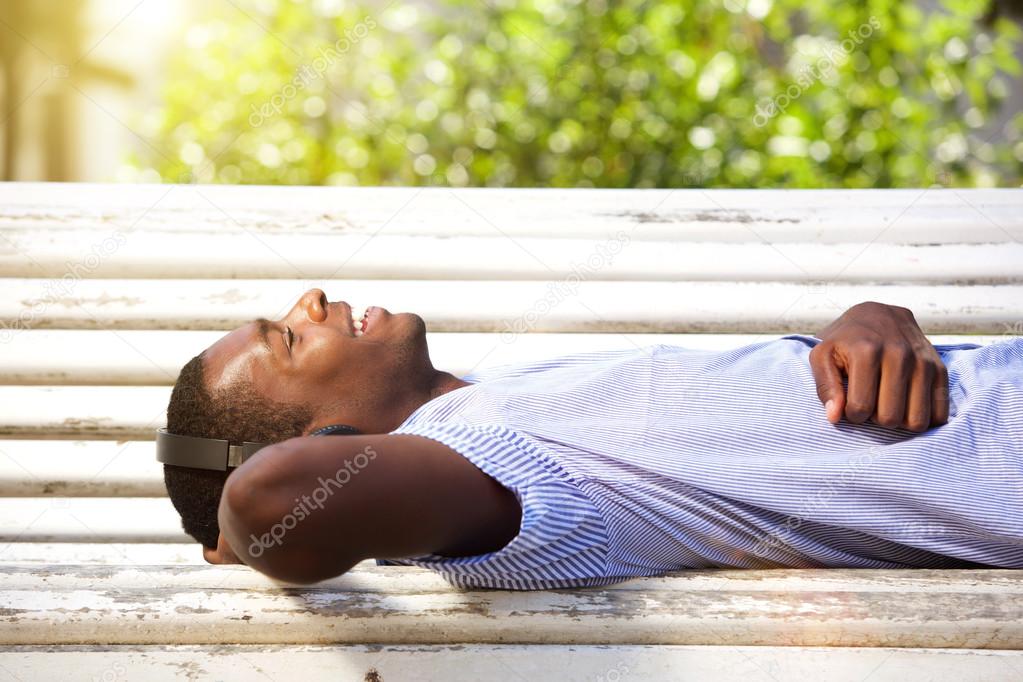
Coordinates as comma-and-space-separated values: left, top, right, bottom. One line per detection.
467, 345, 665, 381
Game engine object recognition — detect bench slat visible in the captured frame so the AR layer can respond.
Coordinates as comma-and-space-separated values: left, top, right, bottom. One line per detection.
0, 543, 205, 564
2, 549, 1018, 597
0, 386, 168, 439
0, 441, 164, 496
0, 331, 1005, 386
4, 563, 1020, 594
0, 645, 1020, 681
0, 497, 187, 543
1, 183, 1020, 243
3, 279, 1022, 333
5, 230, 1022, 282
0, 564, 1020, 647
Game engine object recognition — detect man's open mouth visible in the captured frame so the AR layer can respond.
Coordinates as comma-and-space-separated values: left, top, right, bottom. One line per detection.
326, 299, 380, 338
348, 305, 374, 337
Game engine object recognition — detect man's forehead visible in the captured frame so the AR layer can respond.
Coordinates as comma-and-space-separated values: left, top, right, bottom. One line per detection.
203, 321, 266, 390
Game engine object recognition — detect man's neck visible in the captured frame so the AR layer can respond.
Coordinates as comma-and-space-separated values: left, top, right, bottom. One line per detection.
377, 370, 471, 434
429, 370, 473, 401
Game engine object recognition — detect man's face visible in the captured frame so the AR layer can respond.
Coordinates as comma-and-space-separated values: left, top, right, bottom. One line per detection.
201, 288, 433, 433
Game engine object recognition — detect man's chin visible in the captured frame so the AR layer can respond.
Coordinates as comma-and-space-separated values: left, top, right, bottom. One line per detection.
398, 312, 432, 357
365, 311, 427, 346
387, 311, 425, 333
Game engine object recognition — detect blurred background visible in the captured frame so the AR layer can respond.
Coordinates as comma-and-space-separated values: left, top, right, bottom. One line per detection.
1, 0, 1021, 189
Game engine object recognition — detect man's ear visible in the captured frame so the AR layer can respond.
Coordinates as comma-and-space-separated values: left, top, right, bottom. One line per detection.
202, 532, 243, 565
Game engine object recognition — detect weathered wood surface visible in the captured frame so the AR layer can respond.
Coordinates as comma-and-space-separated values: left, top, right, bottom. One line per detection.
0, 645, 1021, 681
7, 228, 1023, 282
0, 565, 1021, 648
3, 278, 1022, 333
1, 183, 1020, 243
0, 331, 1007, 386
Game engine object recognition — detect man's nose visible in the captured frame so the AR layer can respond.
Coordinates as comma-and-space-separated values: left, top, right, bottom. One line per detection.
291, 288, 327, 323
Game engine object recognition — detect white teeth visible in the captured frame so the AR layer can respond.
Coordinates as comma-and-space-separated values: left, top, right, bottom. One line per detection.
351, 307, 366, 337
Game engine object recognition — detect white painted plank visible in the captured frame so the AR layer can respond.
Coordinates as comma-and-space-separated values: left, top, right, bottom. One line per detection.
6, 228, 1023, 282
3, 278, 1022, 333
5, 563, 1020, 595
4, 552, 1017, 598
0, 441, 164, 497
0, 330, 1004, 386
0, 386, 168, 439
0, 564, 1020, 646
0, 497, 187, 543
0, 542, 206, 564
0, 183, 1020, 243
0, 645, 1020, 682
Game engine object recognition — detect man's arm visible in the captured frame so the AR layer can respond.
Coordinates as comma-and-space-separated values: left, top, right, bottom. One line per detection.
809, 301, 949, 432
217, 433, 521, 584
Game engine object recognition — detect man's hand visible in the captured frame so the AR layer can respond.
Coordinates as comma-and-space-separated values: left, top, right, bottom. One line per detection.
809, 301, 949, 432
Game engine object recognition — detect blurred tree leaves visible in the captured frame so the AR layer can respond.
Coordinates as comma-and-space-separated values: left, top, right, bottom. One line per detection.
133, 0, 1023, 187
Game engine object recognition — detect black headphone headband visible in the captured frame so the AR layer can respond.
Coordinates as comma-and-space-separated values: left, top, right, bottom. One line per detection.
156, 424, 361, 471
308, 424, 361, 437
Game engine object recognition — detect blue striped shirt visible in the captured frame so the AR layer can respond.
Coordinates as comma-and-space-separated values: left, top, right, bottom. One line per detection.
379, 335, 1023, 590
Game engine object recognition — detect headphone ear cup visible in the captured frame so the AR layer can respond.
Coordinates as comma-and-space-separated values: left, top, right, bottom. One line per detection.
310, 424, 361, 437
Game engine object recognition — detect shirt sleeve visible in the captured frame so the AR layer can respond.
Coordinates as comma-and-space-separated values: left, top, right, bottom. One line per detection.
780, 334, 822, 348
377, 421, 616, 590
782, 333, 983, 353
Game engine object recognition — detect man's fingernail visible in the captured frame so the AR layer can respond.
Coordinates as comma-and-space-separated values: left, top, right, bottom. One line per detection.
825, 399, 835, 415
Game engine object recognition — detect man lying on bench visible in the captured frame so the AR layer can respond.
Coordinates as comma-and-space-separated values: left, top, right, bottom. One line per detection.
159, 290, 1023, 587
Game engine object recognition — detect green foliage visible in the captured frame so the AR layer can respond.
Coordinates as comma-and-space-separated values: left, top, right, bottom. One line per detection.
135, 0, 1023, 188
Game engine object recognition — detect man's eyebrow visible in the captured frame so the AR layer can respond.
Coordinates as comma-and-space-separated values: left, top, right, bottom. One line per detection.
254, 318, 274, 355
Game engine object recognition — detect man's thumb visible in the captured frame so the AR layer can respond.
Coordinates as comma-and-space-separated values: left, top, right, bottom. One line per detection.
810, 347, 846, 424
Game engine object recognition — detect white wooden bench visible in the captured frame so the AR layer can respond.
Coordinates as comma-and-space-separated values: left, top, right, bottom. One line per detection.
1, 183, 1021, 680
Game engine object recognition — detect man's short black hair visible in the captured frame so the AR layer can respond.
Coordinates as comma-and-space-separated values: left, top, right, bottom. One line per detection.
163, 352, 315, 549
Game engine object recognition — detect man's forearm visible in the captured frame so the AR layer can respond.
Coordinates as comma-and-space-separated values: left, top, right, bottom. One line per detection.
216, 431, 519, 584
217, 438, 365, 584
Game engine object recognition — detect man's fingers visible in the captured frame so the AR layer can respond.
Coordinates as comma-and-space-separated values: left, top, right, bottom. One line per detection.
809, 345, 846, 424
844, 341, 882, 423
930, 361, 950, 426
904, 359, 935, 432
873, 345, 912, 428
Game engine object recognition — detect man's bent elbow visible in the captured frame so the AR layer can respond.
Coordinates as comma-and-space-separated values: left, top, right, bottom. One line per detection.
218, 454, 358, 584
